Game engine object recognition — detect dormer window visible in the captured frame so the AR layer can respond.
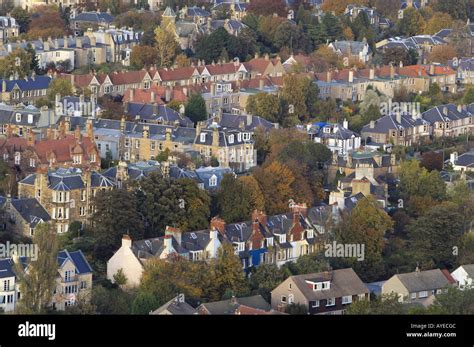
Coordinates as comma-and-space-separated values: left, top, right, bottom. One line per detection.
209, 174, 217, 187
73, 155, 82, 164
279, 234, 286, 243
307, 229, 314, 239
27, 114, 33, 124
237, 133, 242, 142
200, 133, 206, 143
14, 152, 20, 165
15, 113, 21, 122
229, 135, 234, 144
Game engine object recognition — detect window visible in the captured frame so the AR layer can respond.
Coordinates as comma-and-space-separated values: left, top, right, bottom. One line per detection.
150, 141, 155, 151
281, 295, 287, 303
288, 294, 294, 304
80, 206, 86, 216
14, 152, 20, 165
209, 175, 217, 187
419, 291, 428, 298
342, 296, 352, 304
228, 135, 234, 144
65, 270, 72, 282
312, 300, 319, 308
135, 140, 140, 149
411, 293, 417, 299
80, 281, 87, 290
124, 138, 130, 147
81, 190, 86, 201
90, 154, 96, 163
326, 298, 335, 306
15, 113, 21, 122
3, 279, 10, 291
29, 158, 35, 168
73, 155, 82, 164
288, 283, 292, 290
200, 133, 206, 142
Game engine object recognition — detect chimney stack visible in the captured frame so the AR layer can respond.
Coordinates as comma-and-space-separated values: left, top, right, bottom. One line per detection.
210, 217, 226, 236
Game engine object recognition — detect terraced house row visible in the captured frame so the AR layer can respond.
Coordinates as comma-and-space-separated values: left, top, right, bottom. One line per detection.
107, 203, 332, 288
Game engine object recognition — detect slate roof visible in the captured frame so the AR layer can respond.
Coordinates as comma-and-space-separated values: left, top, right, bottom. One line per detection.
126, 102, 193, 127
195, 128, 253, 147
199, 295, 270, 314
393, 269, 452, 292
0, 75, 52, 92
150, 295, 198, 315
331, 40, 371, 56
103, 161, 162, 181
195, 166, 233, 190
0, 258, 16, 279
9, 197, 51, 228
361, 112, 429, 134
452, 152, 474, 168
57, 249, 93, 275
421, 104, 472, 125
312, 123, 359, 140
210, 19, 247, 33
284, 268, 369, 301
72, 11, 114, 24
205, 113, 275, 132
131, 236, 188, 260
186, 6, 211, 17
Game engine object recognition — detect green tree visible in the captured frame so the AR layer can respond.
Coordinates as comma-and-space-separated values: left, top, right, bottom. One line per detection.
92, 285, 133, 314
131, 291, 159, 314
136, 173, 186, 237
154, 27, 178, 67
113, 268, 128, 288
208, 243, 249, 300
397, 7, 425, 36
335, 197, 393, 282
433, 0, 469, 21
463, 87, 474, 104
347, 293, 405, 314
47, 78, 73, 101
176, 178, 211, 231
184, 93, 207, 123
90, 189, 145, 261
246, 93, 281, 123
408, 202, 464, 269
250, 264, 290, 302
216, 174, 265, 223
14, 223, 58, 314
0, 48, 33, 79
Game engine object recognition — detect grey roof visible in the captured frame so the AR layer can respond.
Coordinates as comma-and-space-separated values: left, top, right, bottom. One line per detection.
331, 40, 371, 56
312, 123, 359, 140
163, 7, 177, 17
199, 294, 270, 314
72, 11, 114, 24
195, 128, 253, 147
0, 197, 51, 228
205, 113, 275, 132
186, 6, 210, 17
195, 166, 232, 190
362, 112, 429, 134
150, 295, 198, 315
281, 268, 369, 301
453, 152, 474, 168
422, 104, 472, 125
394, 269, 451, 292
0, 258, 16, 279
126, 102, 193, 127
103, 161, 162, 181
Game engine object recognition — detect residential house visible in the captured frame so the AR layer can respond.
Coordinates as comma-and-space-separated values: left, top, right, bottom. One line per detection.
451, 264, 474, 289
307, 120, 361, 156
125, 102, 194, 127
211, 0, 249, 21
421, 103, 474, 138
449, 151, 474, 172
70, 10, 114, 37
18, 167, 116, 233
328, 150, 399, 183
169, 165, 233, 190
193, 124, 256, 172
449, 57, 474, 85
84, 27, 142, 66
206, 18, 247, 36
0, 121, 101, 178
328, 40, 372, 64
361, 111, 431, 148
0, 195, 51, 236
0, 75, 52, 105
270, 268, 370, 314
376, 35, 446, 63
204, 112, 276, 133
381, 268, 455, 306
107, 227, 222, 288
0, 103, 57, 138
0, 15, 19, 44
197, 295, 274, 315
150, 295, 198, 315
161, 7, 202, 51
179, 6, 211, 25
0, 249, 93, 313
